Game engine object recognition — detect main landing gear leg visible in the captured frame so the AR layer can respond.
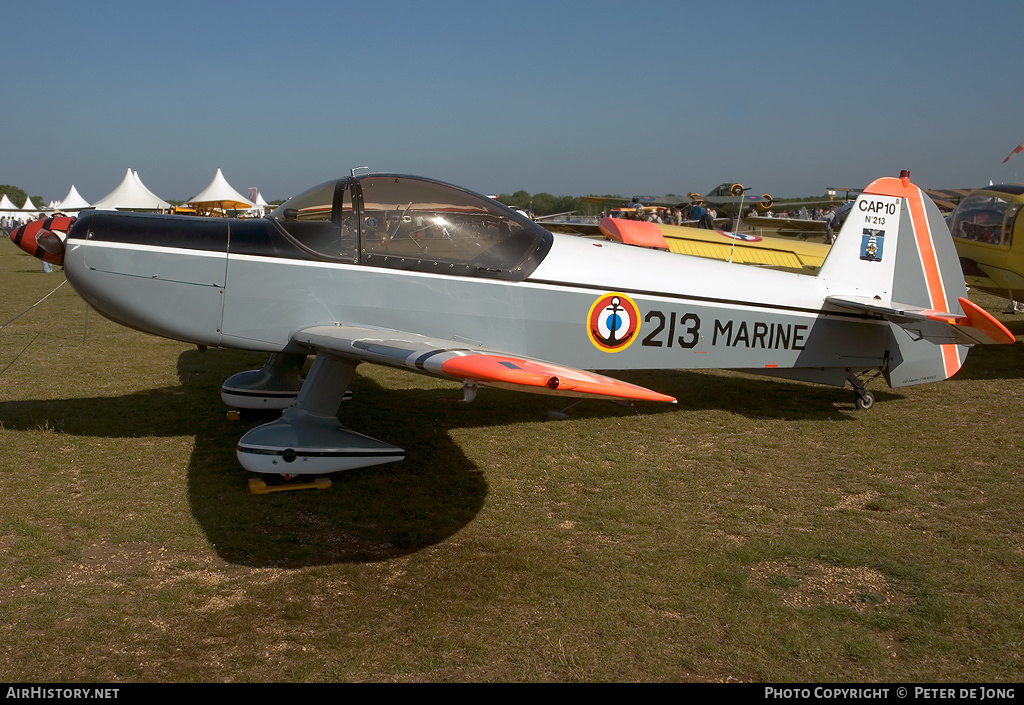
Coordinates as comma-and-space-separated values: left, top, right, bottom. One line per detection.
847, 372, 876, 410
221, 352, 307, 409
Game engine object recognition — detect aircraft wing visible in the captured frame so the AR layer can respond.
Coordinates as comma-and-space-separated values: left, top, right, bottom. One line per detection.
742, 215, 827, 234
923, 188, 974, 212
292, 325, 677, 403
824, 295, 1015, 346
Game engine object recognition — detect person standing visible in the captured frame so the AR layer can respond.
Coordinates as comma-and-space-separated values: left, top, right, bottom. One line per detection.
822, 206, 837, 245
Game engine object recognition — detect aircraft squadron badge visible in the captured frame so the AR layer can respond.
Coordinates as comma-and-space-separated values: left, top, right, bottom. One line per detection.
588, 292, 640, 352
860, 229, 885, 262
718, 231, 762, 242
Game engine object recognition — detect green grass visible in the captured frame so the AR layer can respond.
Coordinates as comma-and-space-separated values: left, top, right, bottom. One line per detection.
2, 245, 1024, 682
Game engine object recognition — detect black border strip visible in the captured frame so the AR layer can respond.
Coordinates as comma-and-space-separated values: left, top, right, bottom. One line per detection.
237, 445, 405, 459
221, 389, 300, 399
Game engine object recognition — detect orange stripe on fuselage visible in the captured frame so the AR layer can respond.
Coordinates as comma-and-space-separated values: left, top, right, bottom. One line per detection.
864, 177, 961, 377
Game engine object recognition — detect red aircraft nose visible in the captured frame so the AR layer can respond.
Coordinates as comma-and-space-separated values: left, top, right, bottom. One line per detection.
10, 216, 74, 266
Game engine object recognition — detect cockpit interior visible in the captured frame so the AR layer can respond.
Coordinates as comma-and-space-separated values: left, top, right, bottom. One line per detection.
267, 174, 553, 280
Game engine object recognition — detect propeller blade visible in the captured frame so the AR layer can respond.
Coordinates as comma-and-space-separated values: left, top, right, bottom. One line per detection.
36, 230, 66, 264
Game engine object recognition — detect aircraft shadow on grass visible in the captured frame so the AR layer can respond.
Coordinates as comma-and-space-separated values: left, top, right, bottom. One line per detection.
1, 347, 878, 568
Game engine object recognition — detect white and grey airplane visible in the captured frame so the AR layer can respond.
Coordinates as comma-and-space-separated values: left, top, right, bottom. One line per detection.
11, 171, 1014, 476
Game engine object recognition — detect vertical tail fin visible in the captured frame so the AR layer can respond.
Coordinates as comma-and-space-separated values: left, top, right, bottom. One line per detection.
818, 173, 972, 385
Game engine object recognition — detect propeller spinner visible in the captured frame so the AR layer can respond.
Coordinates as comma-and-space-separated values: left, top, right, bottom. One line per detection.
10, 217, 74, 265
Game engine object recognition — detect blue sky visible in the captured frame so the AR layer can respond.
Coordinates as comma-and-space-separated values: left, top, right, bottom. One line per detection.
6, 0, 1024, 203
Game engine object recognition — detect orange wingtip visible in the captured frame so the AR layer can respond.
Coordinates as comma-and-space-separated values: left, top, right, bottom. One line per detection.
599, 217, 669, 250
440, 355, 676, 403
958, 297, 1016, 344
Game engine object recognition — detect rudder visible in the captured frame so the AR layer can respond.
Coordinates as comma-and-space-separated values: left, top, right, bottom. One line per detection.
818, 173, 970, 386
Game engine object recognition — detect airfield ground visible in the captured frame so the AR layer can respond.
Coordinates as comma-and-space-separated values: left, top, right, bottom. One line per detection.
1, 245, 1022, 682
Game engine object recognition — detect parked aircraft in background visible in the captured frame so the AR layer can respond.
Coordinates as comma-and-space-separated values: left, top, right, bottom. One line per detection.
696, 182, 775, 210
599, 218, 831, 273
583, 183, 850, 236
584, 182, 845, 213
947, 183, 1024, 309
742, 202, 856, 241
10, 171, 1013, 478
533, 212, 603, 237
581, 182, 774, 216
830, 186, 976, 214
924, 188, 975, 212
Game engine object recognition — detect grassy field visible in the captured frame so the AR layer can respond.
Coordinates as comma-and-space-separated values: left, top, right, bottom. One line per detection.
1, 244, 1023, 682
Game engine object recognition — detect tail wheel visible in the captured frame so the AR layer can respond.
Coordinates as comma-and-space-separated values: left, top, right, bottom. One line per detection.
855, 390, 875, 410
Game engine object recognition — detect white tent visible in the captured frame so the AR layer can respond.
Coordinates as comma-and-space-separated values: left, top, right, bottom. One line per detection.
55, 185, 91, 212
188, 168, 254, 215
247, 187, 270, 216
20, 196, 41, 219
91, 168, 171, 211
132, 170, 169, 208
0, 194, 23, 227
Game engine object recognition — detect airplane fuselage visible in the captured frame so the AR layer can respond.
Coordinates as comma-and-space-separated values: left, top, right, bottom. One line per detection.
63, 211, 888, 387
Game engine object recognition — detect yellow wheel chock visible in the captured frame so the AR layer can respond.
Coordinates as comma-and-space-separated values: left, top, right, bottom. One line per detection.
248, 477, 331, 494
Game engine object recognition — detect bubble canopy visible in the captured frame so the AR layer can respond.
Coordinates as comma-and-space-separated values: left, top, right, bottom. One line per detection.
267, 174, 553, 281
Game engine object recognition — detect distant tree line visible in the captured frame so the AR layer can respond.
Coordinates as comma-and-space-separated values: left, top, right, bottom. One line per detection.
0, 185, 42, 209
496, 191, 623, 217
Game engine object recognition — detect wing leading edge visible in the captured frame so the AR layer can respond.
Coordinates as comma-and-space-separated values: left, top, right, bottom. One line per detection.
293, 325, 677, 403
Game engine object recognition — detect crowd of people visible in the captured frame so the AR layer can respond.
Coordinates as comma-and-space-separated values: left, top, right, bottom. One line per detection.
615, 199, 720, 228
0, 214, 37, 231
608, 200, 842, 243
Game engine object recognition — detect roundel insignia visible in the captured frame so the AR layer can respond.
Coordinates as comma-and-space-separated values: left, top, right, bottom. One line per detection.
587, 292, 641, 353
717, 230, 762, 242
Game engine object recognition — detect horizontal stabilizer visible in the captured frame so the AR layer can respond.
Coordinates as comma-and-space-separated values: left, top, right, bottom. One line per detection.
825, 295, 1015, 346
294, 325, 676, 403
